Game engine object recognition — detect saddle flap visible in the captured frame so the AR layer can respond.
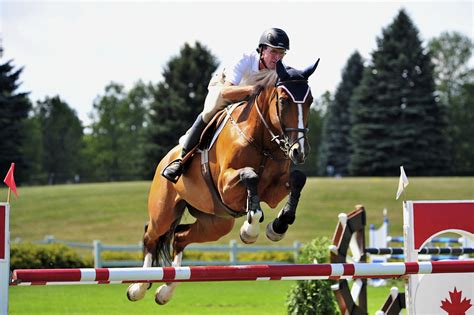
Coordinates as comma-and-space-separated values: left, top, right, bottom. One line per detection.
181, 102, 244, 164
199, 102, 244, 151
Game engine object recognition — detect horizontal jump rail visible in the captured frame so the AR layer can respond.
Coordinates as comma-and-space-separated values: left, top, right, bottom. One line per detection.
366, 247, 474, 255
11, 260, 474, 286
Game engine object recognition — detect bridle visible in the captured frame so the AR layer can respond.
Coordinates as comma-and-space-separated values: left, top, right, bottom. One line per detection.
251, 80, 311, 159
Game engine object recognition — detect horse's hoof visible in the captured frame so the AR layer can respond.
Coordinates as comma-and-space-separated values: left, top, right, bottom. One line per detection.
126, 283, 147, 301
155, 284, 175, 305
240, 223, 258, 244
266, 221, 285, 242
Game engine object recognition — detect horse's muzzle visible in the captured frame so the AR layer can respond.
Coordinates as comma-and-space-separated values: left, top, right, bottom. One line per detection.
288, 142, 307, 165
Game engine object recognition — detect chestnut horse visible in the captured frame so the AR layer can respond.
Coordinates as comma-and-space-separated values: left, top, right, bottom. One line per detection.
127, 59, 319, 304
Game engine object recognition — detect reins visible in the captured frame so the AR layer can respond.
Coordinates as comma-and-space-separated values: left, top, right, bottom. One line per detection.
226, 84, 309, 162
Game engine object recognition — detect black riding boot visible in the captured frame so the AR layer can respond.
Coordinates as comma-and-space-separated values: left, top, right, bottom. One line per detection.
161, 114, 207, 183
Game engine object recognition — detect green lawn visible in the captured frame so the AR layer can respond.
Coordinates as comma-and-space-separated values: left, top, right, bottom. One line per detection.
5, 177, 474, 245
9, 280, 400, 314
4, 177, 473, 314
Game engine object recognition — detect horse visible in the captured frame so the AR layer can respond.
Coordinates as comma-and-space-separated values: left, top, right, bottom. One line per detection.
127, 59, 320, 304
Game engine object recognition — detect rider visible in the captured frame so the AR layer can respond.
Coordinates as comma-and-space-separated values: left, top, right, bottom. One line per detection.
162, 28, 290, 183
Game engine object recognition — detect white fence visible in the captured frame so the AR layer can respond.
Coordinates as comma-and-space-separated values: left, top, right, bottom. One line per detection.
24, 236, 302, 268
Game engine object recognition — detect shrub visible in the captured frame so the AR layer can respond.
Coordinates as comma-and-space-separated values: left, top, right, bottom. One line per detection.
286, 237, 338, 315
10, 243, 91, 270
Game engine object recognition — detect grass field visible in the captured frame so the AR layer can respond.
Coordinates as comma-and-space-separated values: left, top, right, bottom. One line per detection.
5, 177, 474, 245
9, 281, 401, 314
4, 177, 473, 314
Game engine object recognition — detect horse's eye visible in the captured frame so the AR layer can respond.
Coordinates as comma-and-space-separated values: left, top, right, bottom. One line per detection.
279, 98, 290, 106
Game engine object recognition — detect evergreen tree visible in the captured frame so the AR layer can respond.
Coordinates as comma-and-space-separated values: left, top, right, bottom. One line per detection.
349, 9, 449, 176
295, 105, 324, 176
145, 42, 218, 177
35, 96, 84, 184
21, 115, 44, 184
0, 60, 32, 183
319, 52, 364, 176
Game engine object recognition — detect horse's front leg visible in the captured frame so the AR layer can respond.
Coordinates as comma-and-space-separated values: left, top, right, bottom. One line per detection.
239, 167, 264, 244
266, 170, 307, 241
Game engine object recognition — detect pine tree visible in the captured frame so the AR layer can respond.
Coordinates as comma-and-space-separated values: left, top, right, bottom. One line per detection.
349, 10, 449, 176
145, 42, 218, 176
0, 60, 32, 183
295, 105, 324, 176
35, 96, 84, 184
319, 52, 364, 176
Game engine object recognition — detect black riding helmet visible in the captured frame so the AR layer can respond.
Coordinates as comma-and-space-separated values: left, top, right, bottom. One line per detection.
257, 28, 290, 52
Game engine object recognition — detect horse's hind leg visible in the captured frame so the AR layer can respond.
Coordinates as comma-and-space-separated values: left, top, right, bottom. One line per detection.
127, 194, 184, 302
126, 223, 156, 301
155, 211, 234, 305
154, 251, 183, 305
173, 210, 235, 252
266, 170, 307, 241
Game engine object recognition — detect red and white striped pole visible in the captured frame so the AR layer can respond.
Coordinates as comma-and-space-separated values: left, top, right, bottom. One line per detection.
11, 260, 474, 286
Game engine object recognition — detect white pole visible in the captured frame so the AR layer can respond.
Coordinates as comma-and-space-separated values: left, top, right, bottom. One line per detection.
403, 201, 415, 315
0, 203, 10, 315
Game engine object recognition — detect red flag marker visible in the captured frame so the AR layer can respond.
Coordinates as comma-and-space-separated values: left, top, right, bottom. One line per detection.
3, 163, 18, 201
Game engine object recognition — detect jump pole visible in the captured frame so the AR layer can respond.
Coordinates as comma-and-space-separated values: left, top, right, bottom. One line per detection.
11, 260, 474, 286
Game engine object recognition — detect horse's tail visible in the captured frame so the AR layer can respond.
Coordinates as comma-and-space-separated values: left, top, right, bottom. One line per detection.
153, 202, 186, 267
154, 219, 180, 267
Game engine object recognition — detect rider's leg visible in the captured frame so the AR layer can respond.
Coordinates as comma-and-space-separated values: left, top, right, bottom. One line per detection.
161, 78, 225, 183
161, 114, 207, 183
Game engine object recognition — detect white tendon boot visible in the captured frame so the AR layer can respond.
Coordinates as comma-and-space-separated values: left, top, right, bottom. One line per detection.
127, 253, 153, 301
155, 252, 182, 305
240, 209, 263, 244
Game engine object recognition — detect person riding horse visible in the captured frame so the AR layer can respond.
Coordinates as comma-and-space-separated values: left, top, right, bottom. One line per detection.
162, 27, 291, 183
127, 53, 320, 305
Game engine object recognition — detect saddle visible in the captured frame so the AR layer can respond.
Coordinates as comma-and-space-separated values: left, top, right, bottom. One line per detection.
182, 102, 246, 218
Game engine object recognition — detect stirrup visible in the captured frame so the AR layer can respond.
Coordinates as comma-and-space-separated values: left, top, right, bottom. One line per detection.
161, 159, 183, 183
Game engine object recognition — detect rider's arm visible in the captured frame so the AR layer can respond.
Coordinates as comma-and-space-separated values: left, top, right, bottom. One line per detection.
221, 81, 259, 102
221, 52, 260, 102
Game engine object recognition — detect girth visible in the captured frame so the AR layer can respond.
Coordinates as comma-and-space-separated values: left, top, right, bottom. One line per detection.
199, 102, 246, 219
200, 149, 245, 218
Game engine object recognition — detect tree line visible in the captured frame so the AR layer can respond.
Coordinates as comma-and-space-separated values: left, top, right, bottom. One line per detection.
1, 10, 472, 185
318, 10, 473, 176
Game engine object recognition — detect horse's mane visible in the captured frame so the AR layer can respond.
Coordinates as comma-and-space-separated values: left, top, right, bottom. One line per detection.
245, 69, 278, 88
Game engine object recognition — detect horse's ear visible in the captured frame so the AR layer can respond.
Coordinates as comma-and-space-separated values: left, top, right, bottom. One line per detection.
302, 58, 320, 79
276, 60, 290, 81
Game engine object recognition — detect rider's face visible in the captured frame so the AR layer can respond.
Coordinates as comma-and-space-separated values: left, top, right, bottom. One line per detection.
261, 46, 286, 69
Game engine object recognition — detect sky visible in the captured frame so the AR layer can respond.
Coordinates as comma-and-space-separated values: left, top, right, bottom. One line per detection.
1, 1, 473, 127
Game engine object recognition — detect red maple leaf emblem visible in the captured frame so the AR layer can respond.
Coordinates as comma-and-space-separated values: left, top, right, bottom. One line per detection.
440, 287, 472, 315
